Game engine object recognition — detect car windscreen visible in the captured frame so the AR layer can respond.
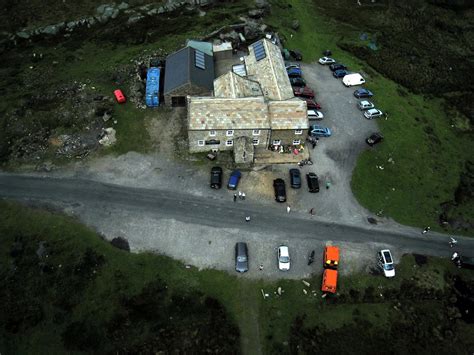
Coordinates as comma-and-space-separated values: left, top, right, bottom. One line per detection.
280, 256, 290, 263
237, 256, 247, 262
384, 264, 394, 270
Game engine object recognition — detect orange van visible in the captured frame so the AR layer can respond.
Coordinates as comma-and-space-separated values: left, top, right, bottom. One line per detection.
321, 269, 338, 294
324, 246, 339, 270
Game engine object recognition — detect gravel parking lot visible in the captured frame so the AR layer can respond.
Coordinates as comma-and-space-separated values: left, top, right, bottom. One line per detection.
47, 61, 408, 279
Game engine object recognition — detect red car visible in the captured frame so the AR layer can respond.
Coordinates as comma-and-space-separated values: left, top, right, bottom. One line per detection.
293, 86, 315, 99
300, 98, 321, 110
114, 89, 126, 103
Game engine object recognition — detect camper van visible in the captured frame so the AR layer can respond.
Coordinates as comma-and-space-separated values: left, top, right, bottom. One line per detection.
342, 73, 365, 87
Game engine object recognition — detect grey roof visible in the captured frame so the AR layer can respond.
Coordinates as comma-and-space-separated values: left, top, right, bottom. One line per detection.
186, 39, 213, 56
164, 47, 215, 95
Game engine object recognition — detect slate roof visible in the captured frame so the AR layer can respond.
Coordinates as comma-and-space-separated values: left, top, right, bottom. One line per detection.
213, 72, 262, 98
188, 96, 270, 130
164, 47, 215, 95
268, 98, 308, 130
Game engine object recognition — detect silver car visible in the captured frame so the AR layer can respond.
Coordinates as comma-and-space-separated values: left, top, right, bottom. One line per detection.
364, 108, 383, 119
235, 242, 249, 273
358, 100, 375, 110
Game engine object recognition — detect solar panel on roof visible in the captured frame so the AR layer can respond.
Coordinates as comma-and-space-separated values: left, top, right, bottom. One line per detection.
195, 50, 205, 70
253, 41, 266, 61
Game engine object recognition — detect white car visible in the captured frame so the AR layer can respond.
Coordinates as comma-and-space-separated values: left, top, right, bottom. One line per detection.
364, 108, 383, 119
378, 249, 395, 278
318, 57, 336, 65
278, 246, 290, 271
358, 100, 375, 110
307, 109, 324, 120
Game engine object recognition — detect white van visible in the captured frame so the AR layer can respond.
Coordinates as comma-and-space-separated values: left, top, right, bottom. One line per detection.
307, 110, 324, 120
342, 73, 365, 87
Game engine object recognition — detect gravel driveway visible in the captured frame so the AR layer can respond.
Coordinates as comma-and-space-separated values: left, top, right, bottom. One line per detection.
35, 62, 429, 279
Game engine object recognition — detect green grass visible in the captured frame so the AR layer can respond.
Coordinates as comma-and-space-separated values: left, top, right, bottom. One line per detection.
267, 0, 474, 235
1, 201, 472, 354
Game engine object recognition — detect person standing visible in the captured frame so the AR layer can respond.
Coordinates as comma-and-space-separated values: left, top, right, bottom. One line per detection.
287, 205, 291, 214
233, 193, 237, 202
242, 192, 246, 200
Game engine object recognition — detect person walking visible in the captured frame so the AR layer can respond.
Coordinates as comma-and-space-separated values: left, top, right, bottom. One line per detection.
245, 216, 251, 222
233, 193, 237, 202
238, 191, 242, 200
287, 205, 291, 214
422, 226, 431, 234
449, 237, 458, 248
309, 208, 315, 216
242, 192, 246, 200
326, 181, 331, 190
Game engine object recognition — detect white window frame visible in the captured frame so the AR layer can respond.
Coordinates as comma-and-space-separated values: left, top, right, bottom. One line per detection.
253, 129, 260, 136
293, 139, 301, 145
295, 129, 303, 135
226, 139, 234, 146
272, 139, 281, 146
209, 130, 216, 137
252, 138, 259, 145
197, 140, 205, 146
226, 130, 234, 137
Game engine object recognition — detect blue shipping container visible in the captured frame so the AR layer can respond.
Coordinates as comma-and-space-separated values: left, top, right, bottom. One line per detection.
145, 67, 160, 107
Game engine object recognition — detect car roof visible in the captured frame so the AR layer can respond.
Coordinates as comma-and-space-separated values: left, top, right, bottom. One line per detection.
231, 170, 241, 176
279, 246, 289, 256
381, 249, 393, 263
325, 246, 340, 261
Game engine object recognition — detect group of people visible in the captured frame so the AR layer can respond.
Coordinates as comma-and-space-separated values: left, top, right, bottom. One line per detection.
424, 228, 462, 268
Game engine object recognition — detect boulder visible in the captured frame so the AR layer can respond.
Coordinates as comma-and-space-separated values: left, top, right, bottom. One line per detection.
291, 19, 300, 30
255, 0, 270, 10
117, 2, 129, 10
16, 31, 31, 39
244, 20, 263, 41
248, 9, 265, 18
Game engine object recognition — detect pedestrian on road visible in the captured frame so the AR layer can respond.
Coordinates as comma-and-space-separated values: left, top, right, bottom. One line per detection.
238, 191, 242, 199
242, 192, 246, 200
326, 181, 331, 190
287, 205, 291, 214
233, 193, 237, 202
245, 216, 251, 222
312, 141, 316, 149
309, 208, 315, 215
449, 237, 458, 247
259, 264, 264, 270
422, 226, 431, 234
451, 252, 459, 261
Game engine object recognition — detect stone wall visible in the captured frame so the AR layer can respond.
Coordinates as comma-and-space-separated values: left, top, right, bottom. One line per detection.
188, 128, 270, 153
165, 83, 212, 106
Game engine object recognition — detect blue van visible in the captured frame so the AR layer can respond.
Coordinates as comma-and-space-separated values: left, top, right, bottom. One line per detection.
227, 170, 241, 190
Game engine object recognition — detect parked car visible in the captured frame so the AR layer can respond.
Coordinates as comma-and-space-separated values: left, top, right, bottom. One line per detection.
342, 73, 365, 87
235, 242, 249, 273
287, 67, 302, 77
278, 245, 291, 271
289, 168, 302, 188
227, 170, 241, 190
364, 108, 384, 119
324, 246, 340, 270
290, 77, 306, 87
300, 98, 321, 110
354, 88, 374, 98
366, 132, 384, 146
333, 69, 348, 78
318, 56, 336, 65
329, 63, 347, 72
273, 178, 287, 202
289, 49, 302, 61
309, 125, 332, 137
378, 249, 395, 278
293, 86, 315, 99
307, 110, 324, 120
210, 166, 222, 189
358, 100, 374, 110
285, 63, 301, 70
306, 172, 320, 193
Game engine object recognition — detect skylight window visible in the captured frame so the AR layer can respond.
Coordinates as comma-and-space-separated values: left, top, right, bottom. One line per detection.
253, 41, 266, 61
195, 50, 205, 70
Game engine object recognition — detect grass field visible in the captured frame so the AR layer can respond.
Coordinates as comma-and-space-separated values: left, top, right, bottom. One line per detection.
1, 201, 473, 354
266, 0, 474, 235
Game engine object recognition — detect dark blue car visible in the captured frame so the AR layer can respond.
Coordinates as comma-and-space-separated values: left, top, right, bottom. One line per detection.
228, 170, 241, 190
333, 69, 348, 78
287, 67, 302, 78
354, 88, 374, 98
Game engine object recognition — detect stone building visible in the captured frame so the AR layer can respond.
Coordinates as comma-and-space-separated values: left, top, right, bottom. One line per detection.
186, 38, 308, 160
163, 46, 215, 107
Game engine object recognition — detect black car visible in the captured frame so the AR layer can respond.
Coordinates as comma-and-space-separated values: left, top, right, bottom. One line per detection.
289, 49, 302, 61
235, 242, 249, 273
366, 133, 384, 146
289, 169, 302, 189
329, 63, 347, 72
210, 166, 223, 189
306, 172, 320, 193
273, 178, 287, 203
290, 77, 306, 87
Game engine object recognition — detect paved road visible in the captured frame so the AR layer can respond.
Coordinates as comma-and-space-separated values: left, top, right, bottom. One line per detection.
1, 174, 473, 278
